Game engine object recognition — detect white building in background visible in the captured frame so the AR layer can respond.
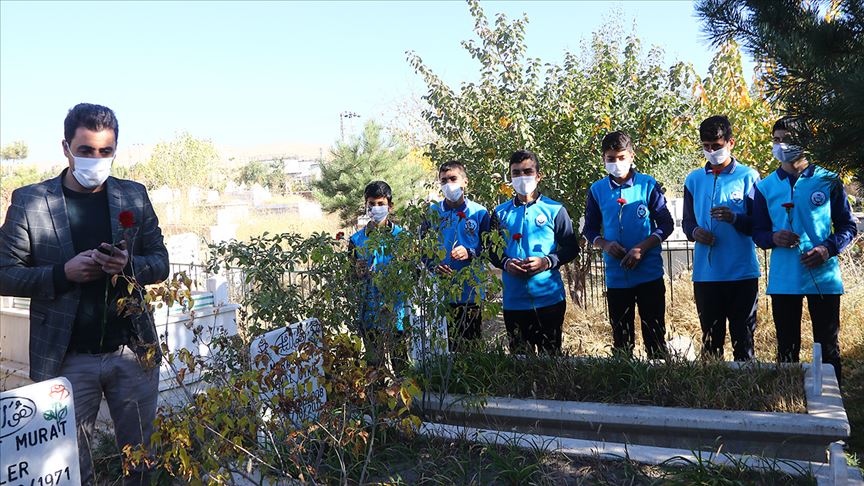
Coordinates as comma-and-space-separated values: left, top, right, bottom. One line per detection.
253, 157, 321, 187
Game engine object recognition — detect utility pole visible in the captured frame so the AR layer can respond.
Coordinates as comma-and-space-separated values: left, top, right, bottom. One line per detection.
339, 111, 360, 141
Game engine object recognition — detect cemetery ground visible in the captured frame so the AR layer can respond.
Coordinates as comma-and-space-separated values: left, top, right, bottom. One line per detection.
80, 242, 864, 485
90, 429, 819, 485
154, 194, 344, 244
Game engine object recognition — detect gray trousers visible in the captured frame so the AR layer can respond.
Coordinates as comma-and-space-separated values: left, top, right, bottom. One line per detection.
59, 345, 159, 486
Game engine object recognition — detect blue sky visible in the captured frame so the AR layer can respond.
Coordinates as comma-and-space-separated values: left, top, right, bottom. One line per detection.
0, 1, 755, 165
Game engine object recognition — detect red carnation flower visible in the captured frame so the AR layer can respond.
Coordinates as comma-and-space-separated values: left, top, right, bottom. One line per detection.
335, 231, 345, 240
119, 210, 135, 228
513, 233, 522, 241
782, 202, 795, 209
616, 198, 627, 205
457, 211, 467, 219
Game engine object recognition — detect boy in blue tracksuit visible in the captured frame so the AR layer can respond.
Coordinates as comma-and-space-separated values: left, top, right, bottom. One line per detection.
683, 116, 761, 361
753, 117, 858, 385
583, 131, 673, 359
422, 160, 491, 351
491, 150, 579, 354
348, 180, 408, 371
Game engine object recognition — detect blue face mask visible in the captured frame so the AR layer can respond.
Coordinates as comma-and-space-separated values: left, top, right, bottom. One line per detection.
772, 143, 804, 164
367, 205, 389, 223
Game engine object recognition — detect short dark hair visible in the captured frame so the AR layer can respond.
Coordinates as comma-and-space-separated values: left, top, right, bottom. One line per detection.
772, 116, 812, 146
508, 150, 540, 172
699, 115, 733, 141
438, 160, 467, 177
364, 180, 392, 204
601, 131, 633, 153
64, 103, 119, 143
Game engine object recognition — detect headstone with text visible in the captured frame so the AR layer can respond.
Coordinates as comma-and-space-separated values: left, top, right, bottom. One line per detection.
0, 378, 81, 486
250, 319, 327, 428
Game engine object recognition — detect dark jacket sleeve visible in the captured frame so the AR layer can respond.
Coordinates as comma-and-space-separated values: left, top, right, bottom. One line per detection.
547, 206, 579, 269
582, 189, 603, 245
730, 180, 759, 236
471, 209, 492, 259
486, 211, 507, 269
821, 184, 858, 256
682, 186, 697, 241
0, 188, 58, 299
752, 187, 775, 250
648, 185, 674, 242
129, 187, 169, 285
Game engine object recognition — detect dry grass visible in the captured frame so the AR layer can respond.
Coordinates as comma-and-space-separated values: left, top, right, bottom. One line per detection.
152, 196, 351, 243
234, 209, 346, 241
557, 245, 864, 364
420, 349, 806, 412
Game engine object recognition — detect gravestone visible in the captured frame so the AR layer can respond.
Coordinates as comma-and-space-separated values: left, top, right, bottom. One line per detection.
164, 233, 201, 266
408, 303, 449, 365
0, 378, 81, 485
250, 319, 326, 428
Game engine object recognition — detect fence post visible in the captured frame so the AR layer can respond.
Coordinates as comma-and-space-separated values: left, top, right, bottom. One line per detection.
665, 241, 673, 304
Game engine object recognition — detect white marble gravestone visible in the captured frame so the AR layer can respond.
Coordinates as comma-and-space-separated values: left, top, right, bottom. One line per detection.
250, 319, 327, 428
0, 378, 81, 486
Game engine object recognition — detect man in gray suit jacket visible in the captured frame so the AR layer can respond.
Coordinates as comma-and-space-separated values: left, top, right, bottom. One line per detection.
0, 103, 169, 485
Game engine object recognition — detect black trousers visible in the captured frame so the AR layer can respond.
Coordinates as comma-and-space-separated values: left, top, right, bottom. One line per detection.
771, 294, 842, 386
606, 277, 667, 359
503, 300, 566, 354
693, 278, 758, 361
447, 303, 482, 352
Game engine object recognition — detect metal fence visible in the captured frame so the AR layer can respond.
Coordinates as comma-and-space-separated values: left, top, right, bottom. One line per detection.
581, 240, 698, 308
579, 240, 779, 318
168, 262, 316, 305
173, 240, 765, 312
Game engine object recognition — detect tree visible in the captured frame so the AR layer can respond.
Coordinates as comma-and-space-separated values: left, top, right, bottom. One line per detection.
408, 1, 707, 302
696, 0, 864, 181
695, 40, 778, 174
134, 132, 225, 191
314, 120, 429, 225
1, 164, 57, 217
236, 159, 274, 187
408, 1, 704, 217
0, 140, 29, 161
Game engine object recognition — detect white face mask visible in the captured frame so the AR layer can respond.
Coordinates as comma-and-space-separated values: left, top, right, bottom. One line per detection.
511, 176, 538, 196
441, 182, 464, 202
367, 205, 389, 223
703, 146, 730, 166
66, 143, 113, 189
605, 161, 632, 179
772, 143, 804, 164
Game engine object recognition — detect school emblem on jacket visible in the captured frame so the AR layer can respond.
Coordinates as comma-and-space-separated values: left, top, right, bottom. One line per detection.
811, 190, 827, 206
636, 204, 648, 219
535, 214, 547, 226
464, 218, 477, 235
730, 190, 744, 202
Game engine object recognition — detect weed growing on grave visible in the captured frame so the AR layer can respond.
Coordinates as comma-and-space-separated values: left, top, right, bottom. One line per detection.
416, 345, 807, 412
